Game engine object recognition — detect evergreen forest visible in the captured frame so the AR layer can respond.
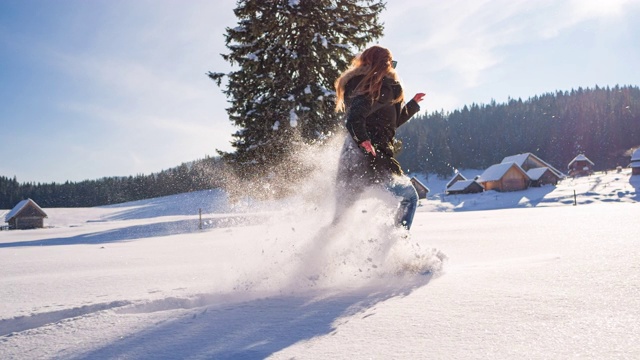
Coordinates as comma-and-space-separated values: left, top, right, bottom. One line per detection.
397, 85, 640, 177
0, 157, 227, 209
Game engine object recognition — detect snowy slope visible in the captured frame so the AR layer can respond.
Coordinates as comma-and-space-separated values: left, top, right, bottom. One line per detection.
1, 169, 639, 359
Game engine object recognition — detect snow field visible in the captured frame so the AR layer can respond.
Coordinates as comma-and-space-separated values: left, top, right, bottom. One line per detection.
0, 168, 638, 359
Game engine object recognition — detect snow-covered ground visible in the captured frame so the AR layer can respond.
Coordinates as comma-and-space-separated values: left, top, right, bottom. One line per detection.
1, 169, 639, 359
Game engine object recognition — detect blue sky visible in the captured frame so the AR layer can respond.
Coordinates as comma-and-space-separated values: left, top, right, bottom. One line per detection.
1, 0, 639, 183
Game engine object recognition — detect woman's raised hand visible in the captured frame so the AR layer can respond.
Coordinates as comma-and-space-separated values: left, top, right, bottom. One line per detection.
413, 93, 426, 103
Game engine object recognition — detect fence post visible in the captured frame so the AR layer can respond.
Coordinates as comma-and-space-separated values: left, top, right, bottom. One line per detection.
199, 208, 202, 229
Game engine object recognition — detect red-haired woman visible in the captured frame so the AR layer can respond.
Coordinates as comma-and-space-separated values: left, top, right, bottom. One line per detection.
334, 45, 425, 230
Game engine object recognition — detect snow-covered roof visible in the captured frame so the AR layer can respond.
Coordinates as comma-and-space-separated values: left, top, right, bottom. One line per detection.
501, 153, 530, 166
501, 152, 565, 178
568, 154, 594, 166
631, 148, 640, 162
527, 167, 551, 181
630, 162, 640, 168
446, 173, 466, 188
410, 177, 429, 192
446, 179, 478, 192
478, 162, 528, 182
5, 199, 47, 222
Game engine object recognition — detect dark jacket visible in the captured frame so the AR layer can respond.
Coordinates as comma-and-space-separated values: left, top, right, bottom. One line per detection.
339, 75, 420, 183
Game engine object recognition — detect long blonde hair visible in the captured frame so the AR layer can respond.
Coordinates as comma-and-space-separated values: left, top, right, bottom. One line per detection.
335, 45, 404, 112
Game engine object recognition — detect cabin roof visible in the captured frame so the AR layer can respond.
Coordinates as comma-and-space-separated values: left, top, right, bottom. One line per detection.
410, 177, 430, 192
4, 199, 47, 222
631, 148, 640, 162
446, 173, 466, 188
527, 167, 553, 181
502, 152, 565, 178
447, 179, 480, 192
501, 153, 531, 166
478, 162, 529, 182
568, 154, 594, 166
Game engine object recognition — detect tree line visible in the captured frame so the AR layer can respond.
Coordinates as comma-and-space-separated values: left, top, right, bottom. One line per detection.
0, 156, 227, 209
397, 85, 640, 177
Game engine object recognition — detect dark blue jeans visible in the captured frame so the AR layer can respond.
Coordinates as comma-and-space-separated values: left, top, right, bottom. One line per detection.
386, 178, 419, 230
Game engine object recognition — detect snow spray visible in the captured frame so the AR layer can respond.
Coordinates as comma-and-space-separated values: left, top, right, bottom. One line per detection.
226, 134, 446, 294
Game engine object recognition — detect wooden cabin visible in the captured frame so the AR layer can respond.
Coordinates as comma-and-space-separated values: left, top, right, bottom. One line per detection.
478, 162, 530, 192
527, 167, 561, 187
446, 172, 466, 189
4, 199, 47, 230
446, 180, 484, 195
568, 154, 594, 177
502, 153, 565, 178
410, 177, 430, 199
630, 148, 640, 176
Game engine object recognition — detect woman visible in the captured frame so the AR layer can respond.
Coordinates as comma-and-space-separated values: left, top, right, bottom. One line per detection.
333, 45, 425, 230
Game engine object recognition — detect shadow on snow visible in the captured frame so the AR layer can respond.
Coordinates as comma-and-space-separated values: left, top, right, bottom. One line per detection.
72, 277, 434, 360
99, 189, 231, 221
0, 215, 259, 248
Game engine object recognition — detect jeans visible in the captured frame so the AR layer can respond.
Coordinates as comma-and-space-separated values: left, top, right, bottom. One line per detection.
387, 178, 419, 230
334, 135, 419, 229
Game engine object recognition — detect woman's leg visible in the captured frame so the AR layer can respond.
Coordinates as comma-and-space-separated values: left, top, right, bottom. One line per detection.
333, 137, 368, 225
387, 178, 419, 230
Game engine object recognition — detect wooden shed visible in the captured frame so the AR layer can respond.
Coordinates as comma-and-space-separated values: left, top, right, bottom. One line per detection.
446, 180, 484, 195
630, 148, 640, 176
478, 162, 530, 192
5, 199, 47, 230
568, 154, 594, 177
410, 177, 430, 199
446, 172, 466, 189
527, 167, 561, 187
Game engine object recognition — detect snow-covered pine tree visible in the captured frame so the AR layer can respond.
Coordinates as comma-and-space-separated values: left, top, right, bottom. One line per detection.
209, 0, 385, 195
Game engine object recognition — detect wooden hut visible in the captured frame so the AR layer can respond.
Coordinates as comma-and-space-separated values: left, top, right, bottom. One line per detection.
410, 177, 430, 199
478, 162, 530, 192
630, 148, 640, 176
4, 199, 47, 230
568, 154, 594, 177
446, 180, 484, 195
446, 172, 466, 189
527, 167, 561, 187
